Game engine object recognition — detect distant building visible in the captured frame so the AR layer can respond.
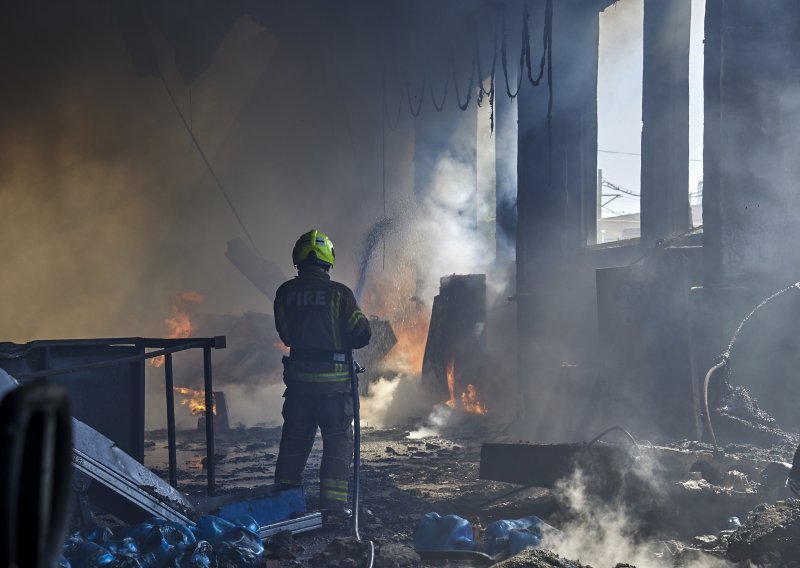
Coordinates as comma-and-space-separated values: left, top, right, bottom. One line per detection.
598, 204, 702, 243
598, 212, 640, 243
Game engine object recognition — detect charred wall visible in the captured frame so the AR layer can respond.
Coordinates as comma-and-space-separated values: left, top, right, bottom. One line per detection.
704, 0, 800, 290
699, 0, 800, 433
515, 0, 702, 442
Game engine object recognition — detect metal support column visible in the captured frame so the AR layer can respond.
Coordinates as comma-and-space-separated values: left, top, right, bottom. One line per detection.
164, 354, 177, 488
203, 347, 215, 496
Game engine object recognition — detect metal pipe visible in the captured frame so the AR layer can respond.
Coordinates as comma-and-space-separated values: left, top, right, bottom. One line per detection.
203, 347, 215, 496
15, 341, 208, 379
348, 352, 374, 568
703, 359, 726, 452
351, 359, 362, 542
164, 354, 178, 488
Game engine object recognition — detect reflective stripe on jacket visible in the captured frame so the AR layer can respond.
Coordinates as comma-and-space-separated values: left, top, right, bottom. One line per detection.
274, 269, 371, 394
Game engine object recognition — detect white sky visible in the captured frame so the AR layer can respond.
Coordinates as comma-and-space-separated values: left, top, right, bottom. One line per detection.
597, 0, 705, 217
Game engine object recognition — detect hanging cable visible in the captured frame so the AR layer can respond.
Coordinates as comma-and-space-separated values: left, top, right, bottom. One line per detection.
451, 47, 477, 111
406, 74, 427, 117
500, 2, 525, 98
384, 0, 554, 132
160, 75, 265, 259
188, 86, 193, 154
381, 68, 387, 270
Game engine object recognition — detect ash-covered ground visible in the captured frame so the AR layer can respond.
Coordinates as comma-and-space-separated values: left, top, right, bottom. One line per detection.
145, 424, 527, 566
145, 426, 800, 567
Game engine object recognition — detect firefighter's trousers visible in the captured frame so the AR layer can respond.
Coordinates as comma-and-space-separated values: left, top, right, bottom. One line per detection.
274, 391, 354, 511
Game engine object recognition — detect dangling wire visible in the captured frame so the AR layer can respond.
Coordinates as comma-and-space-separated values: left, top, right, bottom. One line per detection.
384, 75, 406, 131
451, 47, 477, 111
188, 86, 193, 153
381, 68, 387, 270
161, 75, 265, 259
429, 58, 451, 112
383, 0, 554, 133
485, 13, 499, 131
500, 2, 525, 98
406, 74, 427, 117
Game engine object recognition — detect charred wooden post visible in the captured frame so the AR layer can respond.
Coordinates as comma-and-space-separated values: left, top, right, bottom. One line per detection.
421, 274, 487, 404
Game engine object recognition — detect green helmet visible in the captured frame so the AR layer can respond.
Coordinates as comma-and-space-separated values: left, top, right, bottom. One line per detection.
292, 229, 335, 268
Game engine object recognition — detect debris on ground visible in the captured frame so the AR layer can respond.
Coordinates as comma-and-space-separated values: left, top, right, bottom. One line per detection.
311, 537, 371, 567
139, 426, 800, 567
725, 498, 800, 565
61, 515, 264, 567
495, 548, 594, 568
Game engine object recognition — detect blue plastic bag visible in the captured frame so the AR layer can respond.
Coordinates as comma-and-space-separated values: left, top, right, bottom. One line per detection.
64, 516, 265, 568
508, 528, 543, 555
191, 515, 237, 544
180, 540, 213, 568
214, 528, 265, 566
231, 515, 260, 535
413, 512, 475, 551
69, 542, 114, 568
483, 516, 561, 556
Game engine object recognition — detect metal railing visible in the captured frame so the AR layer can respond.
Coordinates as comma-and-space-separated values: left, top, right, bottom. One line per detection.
14, 336, 226, 496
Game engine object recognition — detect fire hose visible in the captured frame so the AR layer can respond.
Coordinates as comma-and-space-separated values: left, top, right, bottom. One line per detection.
348, 352, 375, 568
701, 281, 800, 453
702, 356, 728, 452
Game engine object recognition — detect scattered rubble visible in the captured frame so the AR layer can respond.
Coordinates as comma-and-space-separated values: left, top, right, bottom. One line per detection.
726, 498, 800, 565
311, 537, 371, 567
495, 548, 593, 568
140, 425, 800, 567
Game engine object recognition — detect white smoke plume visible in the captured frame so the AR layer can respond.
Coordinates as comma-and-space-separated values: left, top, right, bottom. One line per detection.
551, 469, 733, 568
407, 405, 455, 439
359, 374, 435, 429
224, 382, 285, 428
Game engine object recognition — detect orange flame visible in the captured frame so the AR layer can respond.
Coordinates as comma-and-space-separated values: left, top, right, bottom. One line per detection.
174, 386, 216, 415
461, 384, 488, 415
150, 291, 205, 367
388, 314, 430, 374
443, 359, 488, 415
445, 359, 456, 409
355, 270, 487, 415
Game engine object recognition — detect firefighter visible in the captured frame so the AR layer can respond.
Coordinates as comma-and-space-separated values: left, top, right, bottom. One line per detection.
273, 229, 371, 513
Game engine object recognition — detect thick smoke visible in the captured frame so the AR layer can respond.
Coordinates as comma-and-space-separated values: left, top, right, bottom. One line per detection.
357, 92, 518, 430
1, 1, 513, 431
359, 374, 432, 429
0, 4, 403, 429
551, 468, 731, 568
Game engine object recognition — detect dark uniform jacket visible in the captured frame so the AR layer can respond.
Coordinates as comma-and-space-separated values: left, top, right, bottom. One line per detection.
274, 268, 371, 394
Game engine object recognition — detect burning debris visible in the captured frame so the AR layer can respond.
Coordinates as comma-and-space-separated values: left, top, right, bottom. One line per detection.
174, 385, 216, 416
444, 360, 489, 416
150, 291, 205, 368
422, 275, 493, 416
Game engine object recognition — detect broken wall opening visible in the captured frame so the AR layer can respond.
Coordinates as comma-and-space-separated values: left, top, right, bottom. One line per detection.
689, 0, 705, 228
596, 0, 643, 244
